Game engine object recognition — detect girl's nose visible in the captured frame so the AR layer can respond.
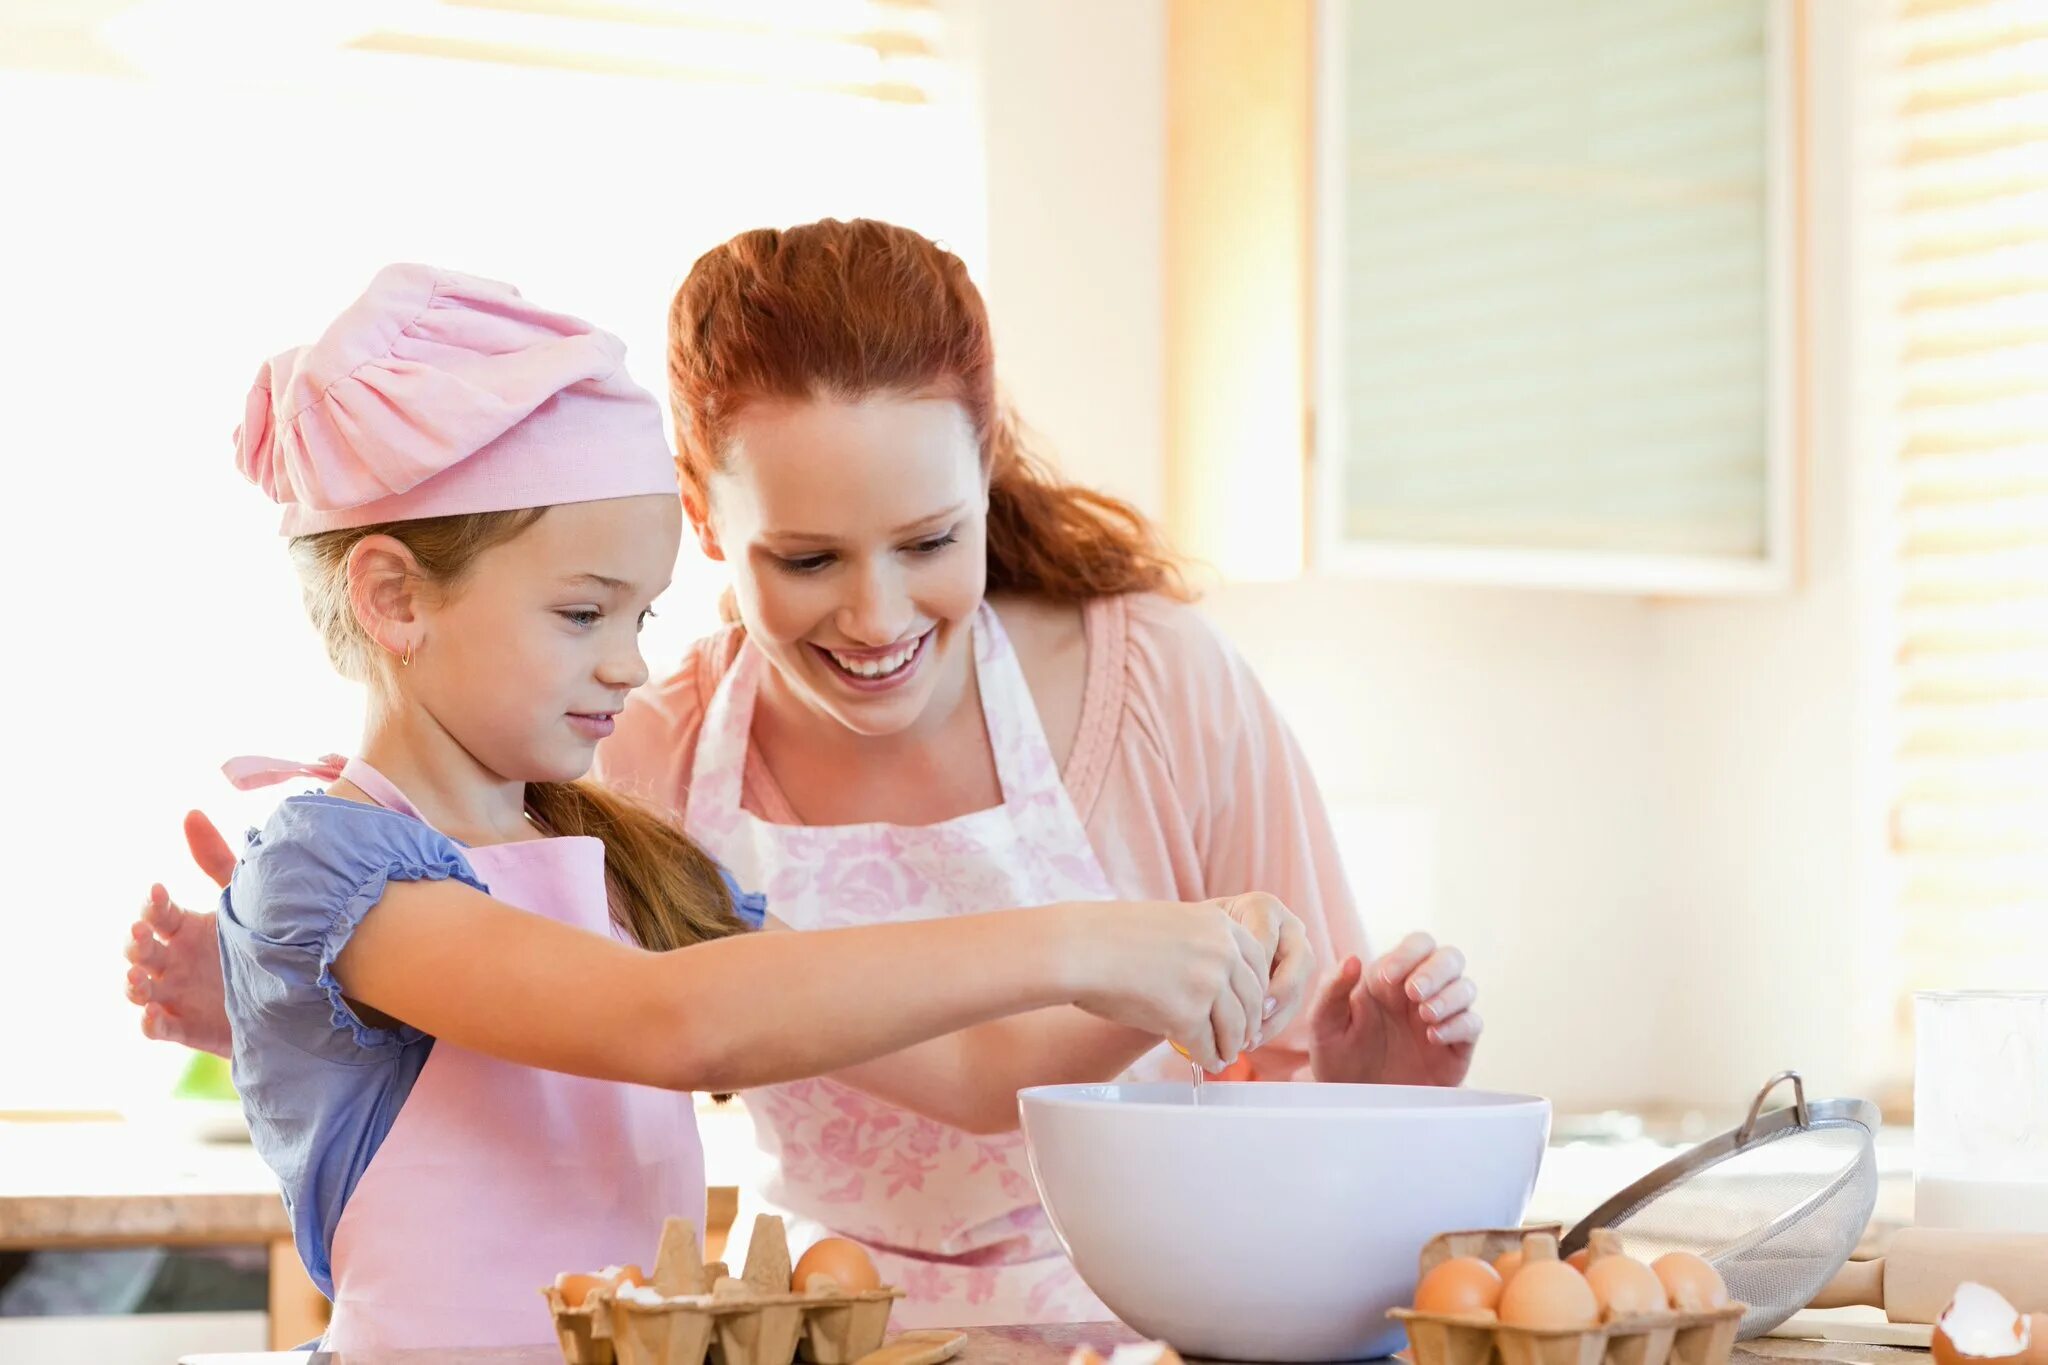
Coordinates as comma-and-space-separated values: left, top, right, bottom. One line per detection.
597, 634, 650, 691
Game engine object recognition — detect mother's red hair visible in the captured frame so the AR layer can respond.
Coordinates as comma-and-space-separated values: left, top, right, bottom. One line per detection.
667, 218, 1189, 604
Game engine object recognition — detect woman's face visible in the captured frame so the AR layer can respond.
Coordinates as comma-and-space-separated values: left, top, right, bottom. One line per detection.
700, 394, 988, 738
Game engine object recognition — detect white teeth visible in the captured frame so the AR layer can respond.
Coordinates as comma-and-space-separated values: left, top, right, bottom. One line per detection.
829, 638, 919, 679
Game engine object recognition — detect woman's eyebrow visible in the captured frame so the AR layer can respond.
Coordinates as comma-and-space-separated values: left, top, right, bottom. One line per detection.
767, 502, 969, 543
892, 502, 968, 535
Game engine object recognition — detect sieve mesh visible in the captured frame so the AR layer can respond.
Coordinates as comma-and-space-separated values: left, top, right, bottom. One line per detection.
1561, 1074, 1881, 1340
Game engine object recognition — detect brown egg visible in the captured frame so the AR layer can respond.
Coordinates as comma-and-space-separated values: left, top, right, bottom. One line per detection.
1498, 1262, 1599, 1330
1493, 1249, 1526, 1283
1933, 1285, 2031, 1365
555, 1272, 605, 1308
1566, 1248, 1592, 1273
1414, 1257, 1503, 1318
1937, 1323, 2030, 1365
793, 1237, 883, 1294
554, 1263, 648, 1308
1585, 1253, 1666, 1322
1651, 1254, 1728, 1313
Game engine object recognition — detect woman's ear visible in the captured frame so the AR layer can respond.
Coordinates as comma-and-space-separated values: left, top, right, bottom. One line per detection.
682, 490, 725, 563
345, 535, 427, 664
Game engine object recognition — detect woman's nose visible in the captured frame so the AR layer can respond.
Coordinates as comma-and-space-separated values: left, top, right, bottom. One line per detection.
837, 559, 912, 646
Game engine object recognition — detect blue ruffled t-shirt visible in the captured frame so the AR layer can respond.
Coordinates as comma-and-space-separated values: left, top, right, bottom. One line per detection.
217, 793, 765, 1298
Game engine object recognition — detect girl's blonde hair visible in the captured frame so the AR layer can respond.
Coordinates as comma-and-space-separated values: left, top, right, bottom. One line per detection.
292, 508, 747, 953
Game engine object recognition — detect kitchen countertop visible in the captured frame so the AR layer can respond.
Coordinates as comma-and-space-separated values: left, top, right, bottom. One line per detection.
175, 1320, 1930, 1365
5, 1105, 1913, 1251
12, 1103, 1916, 1356
0, 1112, 289, 1248
0, 1100, 763, 1249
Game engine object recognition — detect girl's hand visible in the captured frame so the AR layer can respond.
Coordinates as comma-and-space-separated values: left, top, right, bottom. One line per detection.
1221, 891, 1314, 1046
1308, 933, 1479, 1086
1066, 893, 1313, 1072
122, 811, 238, 1057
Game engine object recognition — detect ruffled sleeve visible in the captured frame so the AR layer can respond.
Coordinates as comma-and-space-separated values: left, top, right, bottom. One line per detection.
220, 796, 488, 1057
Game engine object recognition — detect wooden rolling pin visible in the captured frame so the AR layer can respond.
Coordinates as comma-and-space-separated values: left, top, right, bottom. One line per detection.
1808, 1228, 2048, 1321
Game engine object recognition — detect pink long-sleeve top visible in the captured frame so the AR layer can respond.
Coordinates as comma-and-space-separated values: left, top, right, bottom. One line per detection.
594, 591, 1365, 1080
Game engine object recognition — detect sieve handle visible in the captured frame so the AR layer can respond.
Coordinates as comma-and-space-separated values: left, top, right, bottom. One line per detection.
1737, 1070, 1810, 1145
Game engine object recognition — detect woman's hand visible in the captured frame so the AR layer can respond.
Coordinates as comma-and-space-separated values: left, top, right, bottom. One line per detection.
1221, 891, 1314, 1046
1065, 892, 1314, 1072
1308, 933, 1478, 1086
122, 812, 237, 1057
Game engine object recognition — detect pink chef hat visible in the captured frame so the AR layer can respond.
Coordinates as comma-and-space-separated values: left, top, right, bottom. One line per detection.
235, 264, 677, 535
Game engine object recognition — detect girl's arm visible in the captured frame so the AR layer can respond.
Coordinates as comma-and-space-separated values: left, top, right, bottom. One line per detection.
334, 880, 1279, 1094
825, 893, 1316, 1133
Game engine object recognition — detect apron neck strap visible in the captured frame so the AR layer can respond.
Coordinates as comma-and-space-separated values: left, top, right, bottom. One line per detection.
221, 752, 498, 838
338, 758, 429, 822
968, 603, 1060, 805
220, 753, 347, 791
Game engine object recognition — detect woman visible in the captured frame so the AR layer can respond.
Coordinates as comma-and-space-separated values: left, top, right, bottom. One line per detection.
127, 219, 1480, 1326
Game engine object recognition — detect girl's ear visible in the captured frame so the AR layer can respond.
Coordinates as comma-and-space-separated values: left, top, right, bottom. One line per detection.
683, 490, 725, 563
346, 535, 428, 664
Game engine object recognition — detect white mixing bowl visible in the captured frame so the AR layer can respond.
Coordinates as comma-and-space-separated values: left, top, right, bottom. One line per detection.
1019, 1082, 1550, 1361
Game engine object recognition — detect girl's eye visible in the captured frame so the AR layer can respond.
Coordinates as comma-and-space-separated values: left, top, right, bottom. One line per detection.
637, 608, 658, 632
559, 609, 602, 628
776, 553, 834, 575
909, 532, 958, 555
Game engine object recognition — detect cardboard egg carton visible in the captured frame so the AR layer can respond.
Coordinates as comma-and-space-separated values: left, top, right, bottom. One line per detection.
1391, 1230, 1743, 1365
543, 1267, 639, 1365
543, 1215, 905, 1365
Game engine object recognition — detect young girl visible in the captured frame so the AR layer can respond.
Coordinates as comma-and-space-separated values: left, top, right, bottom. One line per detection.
213, 263, 1313, 1351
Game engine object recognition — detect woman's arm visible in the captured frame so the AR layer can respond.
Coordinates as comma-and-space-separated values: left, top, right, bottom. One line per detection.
825, 892, 1316, 1133
1128, 598, 1477, 1084
333, 879, 1282, 1093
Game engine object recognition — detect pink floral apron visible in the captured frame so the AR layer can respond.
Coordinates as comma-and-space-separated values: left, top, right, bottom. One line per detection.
684, 606, 1166, 1326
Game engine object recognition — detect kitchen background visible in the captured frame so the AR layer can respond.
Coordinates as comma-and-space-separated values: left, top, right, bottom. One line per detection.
1, 0, 2042, 1359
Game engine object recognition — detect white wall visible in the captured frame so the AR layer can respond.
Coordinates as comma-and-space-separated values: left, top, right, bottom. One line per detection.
967, 0, 1890, 1113
1640, 2, 1899, 1107
1202, 581, 1671, 1108
959, 0, 1167, 517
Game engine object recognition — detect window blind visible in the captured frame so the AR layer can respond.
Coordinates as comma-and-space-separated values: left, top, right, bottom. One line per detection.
1884, 0, 2048, 995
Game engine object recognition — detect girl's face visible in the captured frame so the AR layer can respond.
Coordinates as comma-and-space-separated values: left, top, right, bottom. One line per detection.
408, 494, 682, 782
699, 395, 988, 739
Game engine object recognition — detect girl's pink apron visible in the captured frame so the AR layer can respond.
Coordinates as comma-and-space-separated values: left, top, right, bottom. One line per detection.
683, 606, 1170, 1326
311, 759, 706, 1351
